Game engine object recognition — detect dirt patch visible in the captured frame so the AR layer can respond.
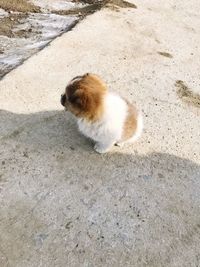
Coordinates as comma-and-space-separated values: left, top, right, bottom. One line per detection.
73, 0, 137, 8
107, 0, 137, 9
0, 0, 40, 13
158, 51, 173, 58
55, 2, 104, 16
0, 13, 31, 38
56, 0, 137, 16
175, 80, 200, 108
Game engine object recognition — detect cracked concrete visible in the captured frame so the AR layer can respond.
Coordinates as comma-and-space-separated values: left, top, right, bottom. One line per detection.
0, 0, 200, 266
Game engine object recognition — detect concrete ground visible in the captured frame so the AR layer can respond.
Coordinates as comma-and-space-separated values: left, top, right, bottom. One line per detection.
0, 0, 200, 266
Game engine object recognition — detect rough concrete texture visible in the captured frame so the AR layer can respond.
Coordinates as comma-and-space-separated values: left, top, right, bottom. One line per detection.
0, 0, 200, 266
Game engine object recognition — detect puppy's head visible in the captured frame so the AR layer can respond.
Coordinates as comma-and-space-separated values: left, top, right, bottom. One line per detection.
61, 73, 107, 121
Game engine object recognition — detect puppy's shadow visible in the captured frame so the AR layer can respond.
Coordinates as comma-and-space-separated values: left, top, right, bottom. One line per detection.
0, 109, 92, 151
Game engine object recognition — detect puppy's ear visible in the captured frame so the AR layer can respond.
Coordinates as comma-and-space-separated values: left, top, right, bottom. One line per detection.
69, 89, 89, 110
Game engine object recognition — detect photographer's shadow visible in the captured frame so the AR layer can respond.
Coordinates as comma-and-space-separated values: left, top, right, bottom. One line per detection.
1, 109, 200, 265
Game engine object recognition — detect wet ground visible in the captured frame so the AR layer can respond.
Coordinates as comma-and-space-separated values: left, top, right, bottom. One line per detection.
0, 0, 136, 79
0, 0, 87, 79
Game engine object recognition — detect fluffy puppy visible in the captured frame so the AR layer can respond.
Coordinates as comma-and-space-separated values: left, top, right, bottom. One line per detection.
61, 73, 143, 153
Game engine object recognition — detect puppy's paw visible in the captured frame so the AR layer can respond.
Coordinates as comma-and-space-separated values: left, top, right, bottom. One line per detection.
94, 143, 108, 154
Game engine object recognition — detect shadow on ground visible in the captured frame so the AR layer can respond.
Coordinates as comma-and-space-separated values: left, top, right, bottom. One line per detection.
0, 109, 200, 266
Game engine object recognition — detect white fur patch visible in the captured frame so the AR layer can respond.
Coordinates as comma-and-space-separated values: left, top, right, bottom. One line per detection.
76, 92, 142, 152
78, 93, 127, 143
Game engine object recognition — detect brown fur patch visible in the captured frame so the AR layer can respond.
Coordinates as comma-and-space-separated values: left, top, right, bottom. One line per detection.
121, 100, 138, 141
63, 73, 107, 121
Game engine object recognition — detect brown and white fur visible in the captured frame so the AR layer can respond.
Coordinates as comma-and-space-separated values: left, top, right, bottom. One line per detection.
61, 73, 143, 153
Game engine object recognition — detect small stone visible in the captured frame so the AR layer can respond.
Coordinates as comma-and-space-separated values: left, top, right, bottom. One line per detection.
23, 151, 28, 158
158, 173, 164, 178
65, 221, 72, 229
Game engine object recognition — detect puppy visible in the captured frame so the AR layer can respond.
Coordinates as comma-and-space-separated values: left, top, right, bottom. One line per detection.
61, 73, 143, 153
